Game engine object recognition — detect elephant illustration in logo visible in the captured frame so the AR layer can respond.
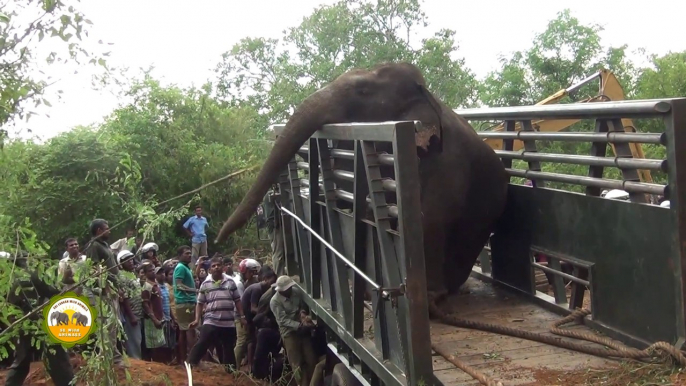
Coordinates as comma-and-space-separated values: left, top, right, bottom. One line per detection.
71, 312, 89, 327
50, 311, 69, 326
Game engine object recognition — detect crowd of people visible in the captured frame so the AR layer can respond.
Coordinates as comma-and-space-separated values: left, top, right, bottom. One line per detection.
2, 198, 325, 386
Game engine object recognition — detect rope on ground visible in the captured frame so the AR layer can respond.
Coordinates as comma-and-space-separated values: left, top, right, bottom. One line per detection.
431, 343, 503, 386
428, 298, 686, 386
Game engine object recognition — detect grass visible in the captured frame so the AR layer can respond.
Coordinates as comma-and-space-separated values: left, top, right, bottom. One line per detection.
542, 361, 686, 386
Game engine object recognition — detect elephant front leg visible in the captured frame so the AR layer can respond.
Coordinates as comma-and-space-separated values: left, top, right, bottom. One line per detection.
421, 220, 448, 303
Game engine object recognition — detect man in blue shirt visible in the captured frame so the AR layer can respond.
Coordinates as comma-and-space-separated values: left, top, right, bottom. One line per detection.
183, 205, 209, 267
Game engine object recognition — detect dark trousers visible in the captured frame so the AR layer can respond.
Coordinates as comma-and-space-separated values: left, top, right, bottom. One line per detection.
252, 327, 282, 379
188, 324, 237, 371
5, 335, 73, 386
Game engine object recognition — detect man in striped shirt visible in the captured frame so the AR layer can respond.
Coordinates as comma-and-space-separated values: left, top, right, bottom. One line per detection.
187, 256, 246, 371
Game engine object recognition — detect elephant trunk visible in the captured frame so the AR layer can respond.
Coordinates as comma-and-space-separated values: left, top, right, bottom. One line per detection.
215, 87, 337, 243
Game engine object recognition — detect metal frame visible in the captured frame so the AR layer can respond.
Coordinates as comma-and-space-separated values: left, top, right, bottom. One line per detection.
267, 97, 686, 385
273, 121, 434, 386
460, 98, 686, 349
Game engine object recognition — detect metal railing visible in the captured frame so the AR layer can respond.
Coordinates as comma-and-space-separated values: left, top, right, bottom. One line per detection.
461, 97, 686, 349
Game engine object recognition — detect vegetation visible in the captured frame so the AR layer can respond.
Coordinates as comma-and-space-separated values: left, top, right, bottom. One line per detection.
0, 0, 685, 384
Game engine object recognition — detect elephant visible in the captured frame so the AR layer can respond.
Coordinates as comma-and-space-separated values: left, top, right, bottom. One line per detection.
215, 62, 508, 297
71, 312, 88, 327
50, 311, 69, 326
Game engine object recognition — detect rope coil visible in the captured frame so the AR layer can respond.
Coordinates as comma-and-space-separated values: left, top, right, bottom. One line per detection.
429, 299, 686, 386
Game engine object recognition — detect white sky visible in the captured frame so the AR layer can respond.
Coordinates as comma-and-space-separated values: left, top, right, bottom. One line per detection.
10, 0, 686, 141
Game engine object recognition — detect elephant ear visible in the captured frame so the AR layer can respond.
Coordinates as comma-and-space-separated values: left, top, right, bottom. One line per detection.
416, 83, 444, 154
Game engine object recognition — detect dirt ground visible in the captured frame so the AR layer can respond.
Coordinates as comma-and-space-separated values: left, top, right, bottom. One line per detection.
0, 355, 262, 386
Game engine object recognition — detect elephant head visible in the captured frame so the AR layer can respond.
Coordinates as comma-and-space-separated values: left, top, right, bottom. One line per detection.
216, 62, 444, 243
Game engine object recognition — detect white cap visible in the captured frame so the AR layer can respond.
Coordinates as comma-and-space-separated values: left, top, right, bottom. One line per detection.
274, 275, 296, 292
239, 258, 261, 273
117, 250, 134, 264
0, 251, 10, 259
604, 189, 629, 200
660, 200, 671, 208
140, 242, 159, 254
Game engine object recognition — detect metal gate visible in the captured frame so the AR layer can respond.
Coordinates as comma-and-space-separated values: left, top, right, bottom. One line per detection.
273, 122, 435, 386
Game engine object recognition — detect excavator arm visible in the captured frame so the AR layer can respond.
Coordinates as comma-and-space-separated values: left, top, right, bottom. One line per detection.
483, 69, 653, 184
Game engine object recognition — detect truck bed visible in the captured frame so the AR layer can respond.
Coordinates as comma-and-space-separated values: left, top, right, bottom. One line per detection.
428, 278, 619, 385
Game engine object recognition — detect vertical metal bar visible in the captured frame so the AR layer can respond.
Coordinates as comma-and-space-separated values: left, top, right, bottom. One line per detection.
664, 99, 686, 348
586, 119, 609, 197
520, 120, 545, 188
502, 120, 515, 173
287, 158, 309, 279
277, 169, 297, 276
352, 140, 369, 338
308, 138, 322, 299
607, 118, 647, 203
369, 229, 389, 358
361, 140, 403, 366
569, 266, 588, 310
318, 139, 353, 329
479, 248, 491, 275
390, 121, 434, 385
548, 258, 568, 305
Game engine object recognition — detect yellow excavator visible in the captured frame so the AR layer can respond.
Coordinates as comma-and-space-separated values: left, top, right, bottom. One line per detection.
483, 69, 653, 184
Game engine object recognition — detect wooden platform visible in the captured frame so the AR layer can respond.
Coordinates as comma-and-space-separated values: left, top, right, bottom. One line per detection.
430, 278, 619, 385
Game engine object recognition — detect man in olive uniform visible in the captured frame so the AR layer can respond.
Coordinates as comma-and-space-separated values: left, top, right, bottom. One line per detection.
84, 219, 125, 366
4, 253, 74, 386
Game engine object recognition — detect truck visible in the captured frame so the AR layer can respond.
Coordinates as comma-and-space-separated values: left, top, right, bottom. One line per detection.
265, 96, 686, 385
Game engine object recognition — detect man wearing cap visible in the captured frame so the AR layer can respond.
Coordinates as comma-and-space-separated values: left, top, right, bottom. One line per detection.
117, 250, 143, 360
270, 276, 317, 386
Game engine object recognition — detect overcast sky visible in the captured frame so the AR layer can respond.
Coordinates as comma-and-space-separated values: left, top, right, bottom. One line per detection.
11, 0, 686, 141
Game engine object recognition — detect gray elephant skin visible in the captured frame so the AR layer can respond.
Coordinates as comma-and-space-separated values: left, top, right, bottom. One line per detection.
50, 311, 69, 326
71, 312, 88, 327
215, 62, 508, 295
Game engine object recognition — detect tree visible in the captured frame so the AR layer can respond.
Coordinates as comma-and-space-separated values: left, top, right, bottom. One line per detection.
0, 73, 269, 258
479, 9, 637, 108
214, 0, 478, 129
0, 0, 110, 144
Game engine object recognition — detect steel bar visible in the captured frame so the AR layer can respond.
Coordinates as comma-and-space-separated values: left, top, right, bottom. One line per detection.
297, 161, 309, 170
333, 169, 397, 192
272, 121, 420, 142
300, 179, 399, 217
477, 131, 666, 145
506, 169, 667, 195
331, 149, 395, 166
456, 99, 671, 120
531, 262, 590, 287
280, 206, 383, 291
495, 150, 667, 171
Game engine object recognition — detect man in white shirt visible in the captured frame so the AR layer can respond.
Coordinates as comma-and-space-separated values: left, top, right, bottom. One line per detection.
58, 238, 86, 278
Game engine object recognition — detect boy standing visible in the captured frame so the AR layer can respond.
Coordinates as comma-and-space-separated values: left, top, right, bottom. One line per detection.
173, 246, 197, 365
